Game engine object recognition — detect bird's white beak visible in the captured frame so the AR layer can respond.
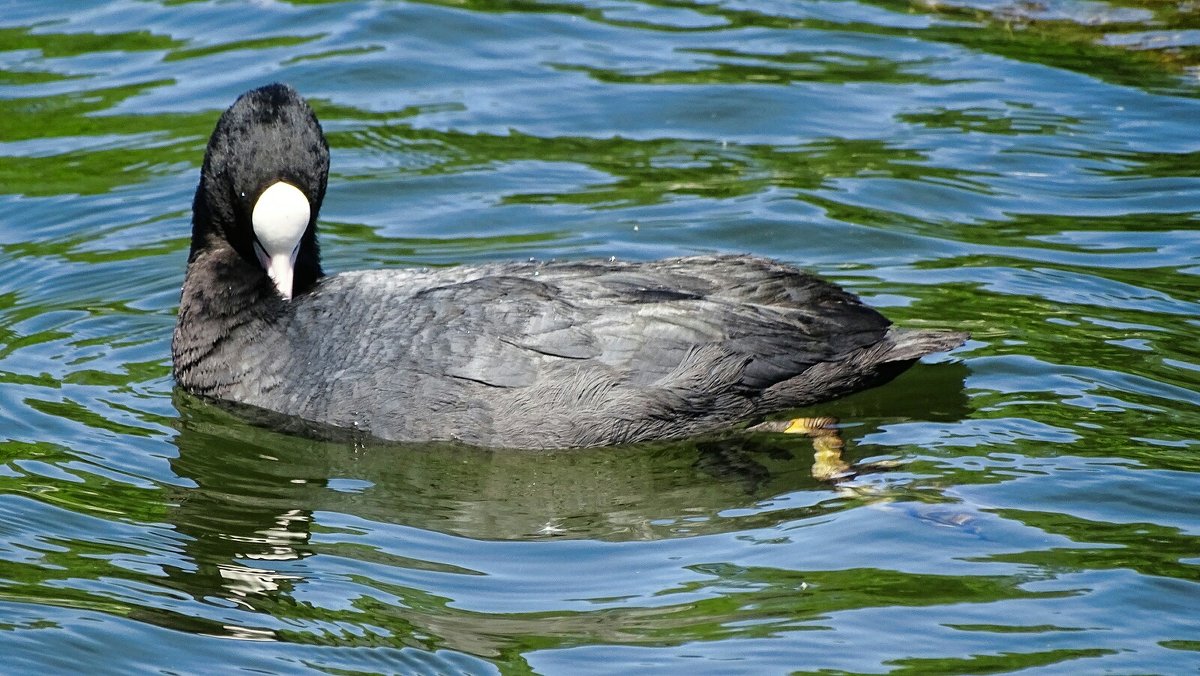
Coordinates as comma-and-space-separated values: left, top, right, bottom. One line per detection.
252, 181, 310, 300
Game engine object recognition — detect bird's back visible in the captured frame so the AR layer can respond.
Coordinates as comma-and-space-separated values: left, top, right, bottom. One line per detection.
214, 255, 960, 447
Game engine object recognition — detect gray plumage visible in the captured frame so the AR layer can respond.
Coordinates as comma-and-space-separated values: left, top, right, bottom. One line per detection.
173, 84, 967, 449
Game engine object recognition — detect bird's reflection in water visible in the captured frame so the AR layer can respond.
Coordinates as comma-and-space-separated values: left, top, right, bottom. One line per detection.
215, 507, 311, 603
155, 362, 969, 643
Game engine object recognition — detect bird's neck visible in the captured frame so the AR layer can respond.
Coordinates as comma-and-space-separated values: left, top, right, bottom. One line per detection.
172, 240, 282, 395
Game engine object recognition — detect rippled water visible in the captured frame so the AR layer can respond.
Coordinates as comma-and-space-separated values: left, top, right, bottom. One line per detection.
2, 0, 1199, 673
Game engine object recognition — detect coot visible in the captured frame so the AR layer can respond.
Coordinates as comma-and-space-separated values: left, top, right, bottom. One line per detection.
173, 83, 966, 448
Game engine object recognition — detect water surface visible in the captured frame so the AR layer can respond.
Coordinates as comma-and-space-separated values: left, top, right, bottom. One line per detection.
1, 0, 1199, 673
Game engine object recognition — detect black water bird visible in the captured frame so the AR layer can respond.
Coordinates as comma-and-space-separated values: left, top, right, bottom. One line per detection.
173, 83, 967, 448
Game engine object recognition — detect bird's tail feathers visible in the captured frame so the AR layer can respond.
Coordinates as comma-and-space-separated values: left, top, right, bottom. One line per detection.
880, 328, 969, 363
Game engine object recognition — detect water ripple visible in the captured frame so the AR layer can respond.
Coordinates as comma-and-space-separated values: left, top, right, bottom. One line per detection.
1, 0, 1199, 672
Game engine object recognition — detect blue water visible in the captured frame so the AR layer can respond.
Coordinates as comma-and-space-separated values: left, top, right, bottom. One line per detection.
1, 0, 1199, 673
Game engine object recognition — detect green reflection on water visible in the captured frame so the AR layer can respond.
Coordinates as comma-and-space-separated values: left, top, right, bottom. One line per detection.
0, 25, 181, 58
555, 49, 969, 86
0, 0, 1198, 671
874, 648, 1118, 676
980, 508, 1200, 582
411, 0, 1200, 94
164, 34, 324, 62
